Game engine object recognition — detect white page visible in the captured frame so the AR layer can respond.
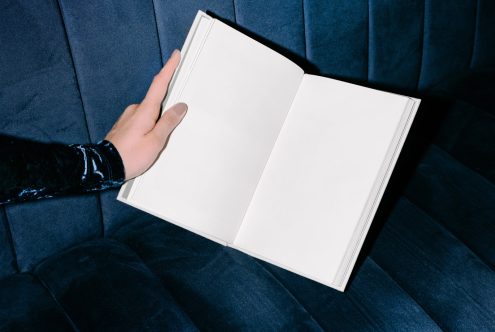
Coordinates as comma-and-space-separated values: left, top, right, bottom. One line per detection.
125, 16, 304, 243
233, 75, 410, 286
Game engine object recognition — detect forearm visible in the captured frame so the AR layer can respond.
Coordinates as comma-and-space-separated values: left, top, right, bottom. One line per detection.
0, 135, 125, 204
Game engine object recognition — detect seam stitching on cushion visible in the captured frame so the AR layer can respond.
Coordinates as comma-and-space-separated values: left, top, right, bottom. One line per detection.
55, 0, 105, 238
151, 0, 164, 66
367, 257, 443, 330
381, 214, 495, 323
367, 0, 370, 82
346, 287, 385, 330
232, 0, 237, 23
240, 254, 325, 331
373, 229, 453, 330
402, 195, 495, 274
403, 166, 495, 274
54, 0, 92, 144
469, 0, 480, 69
302, 0, 307, 59
435, 105, 475, 156
430, 142, 495, 190
96, 195, 105, 237
1, 207, 19, 273
415, 0, 426, 91
32, 272, 80, 332
455, 98, 495, 121
434, 101, 476, 152
150, 284, 201, 330
113, 240, 200, 330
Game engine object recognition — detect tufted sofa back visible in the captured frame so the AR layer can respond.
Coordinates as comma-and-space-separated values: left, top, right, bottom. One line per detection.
1, 0, 494, 278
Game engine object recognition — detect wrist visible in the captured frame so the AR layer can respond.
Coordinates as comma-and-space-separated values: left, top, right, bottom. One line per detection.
96, 140, 126, 183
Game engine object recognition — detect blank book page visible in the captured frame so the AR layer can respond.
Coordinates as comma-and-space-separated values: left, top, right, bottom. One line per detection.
234, 75, 409, 285
129, 20, 303, 243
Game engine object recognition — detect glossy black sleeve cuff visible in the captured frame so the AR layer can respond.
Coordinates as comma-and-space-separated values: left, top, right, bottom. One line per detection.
0, 135, 125, 205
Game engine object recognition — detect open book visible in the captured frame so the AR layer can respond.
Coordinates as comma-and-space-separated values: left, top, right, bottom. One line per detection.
118, 11, 420, 291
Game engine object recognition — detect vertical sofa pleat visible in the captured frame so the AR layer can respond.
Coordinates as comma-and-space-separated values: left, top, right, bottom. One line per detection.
56, 0, 163, 139
233, 0, 306, 61
56, 0, 165, 234
418, 0, 477, 92
153, 0, 236, 61
0, 0, 100, 272
0, 208, 16, 278
470, 0, 495, 69
435, 102, 495, 183
368, 0, 424, 93
304, 0, 369, 82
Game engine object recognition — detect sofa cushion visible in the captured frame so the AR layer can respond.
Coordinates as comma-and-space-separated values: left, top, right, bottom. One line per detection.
436, 99, 495, 183
54, 0, 170, 235
112, 219, 324, 331
0, 273, 73, 332
258, 257, 441, 331
233, 1, 306, 60
417, 1, 478, 92
371, 197, 495, 330
405, 145, 495, 268
367, 0, 424, 92
406, 84, 495, 269
0, 0, 101, 272
0, 211, 16, 279
5, 197, 101, 273
33, 239, 196, 331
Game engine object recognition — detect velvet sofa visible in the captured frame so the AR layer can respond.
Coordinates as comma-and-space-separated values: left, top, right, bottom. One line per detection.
1, 0, 494, 331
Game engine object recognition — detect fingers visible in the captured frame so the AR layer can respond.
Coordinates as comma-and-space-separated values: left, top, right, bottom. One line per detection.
141, 49, 181, 112
149, 103, 188, 144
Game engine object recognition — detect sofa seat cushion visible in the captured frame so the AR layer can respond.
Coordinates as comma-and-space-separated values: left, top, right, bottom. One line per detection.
0, 273, 73, 332
112, 218, 325, 331
113, 216, 442, 331
0, 0, 102, 274
32, 239, 197, 332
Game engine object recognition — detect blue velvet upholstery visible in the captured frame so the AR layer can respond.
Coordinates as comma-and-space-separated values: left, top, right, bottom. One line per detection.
0, 0, 101, 272
33, 239, 196, 331
1, 0, 494, 330
0, 274, 74, 331
0, 211, 16, 279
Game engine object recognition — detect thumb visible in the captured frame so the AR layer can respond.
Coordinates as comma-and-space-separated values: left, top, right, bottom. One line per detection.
150, 103, 188, 142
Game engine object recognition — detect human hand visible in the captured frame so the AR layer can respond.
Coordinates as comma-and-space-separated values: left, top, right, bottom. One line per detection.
105, 50, 187, 180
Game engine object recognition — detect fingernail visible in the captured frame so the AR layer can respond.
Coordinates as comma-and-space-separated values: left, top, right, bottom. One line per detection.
171, 102, 188, 119
172, 49, 180, 57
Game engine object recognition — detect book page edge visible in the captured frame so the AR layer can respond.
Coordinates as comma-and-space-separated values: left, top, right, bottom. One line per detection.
333, 97, 421, 290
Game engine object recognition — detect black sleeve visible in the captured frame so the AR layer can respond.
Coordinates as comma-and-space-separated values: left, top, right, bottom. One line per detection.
0, 135, 125, 205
